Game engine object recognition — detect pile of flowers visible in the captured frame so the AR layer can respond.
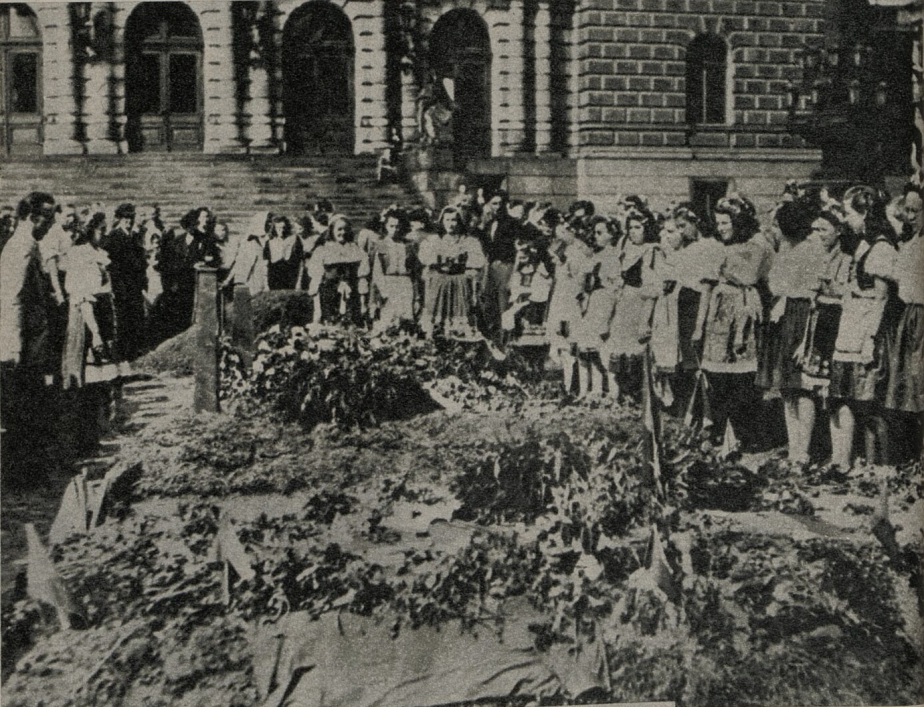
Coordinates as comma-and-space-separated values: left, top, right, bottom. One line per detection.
220, 324, 533, 428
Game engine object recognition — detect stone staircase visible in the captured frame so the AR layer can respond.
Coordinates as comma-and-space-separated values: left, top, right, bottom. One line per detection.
0, 153, 422, 234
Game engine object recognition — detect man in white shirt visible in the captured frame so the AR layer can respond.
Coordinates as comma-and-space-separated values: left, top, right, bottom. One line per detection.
0, 191, 57, 487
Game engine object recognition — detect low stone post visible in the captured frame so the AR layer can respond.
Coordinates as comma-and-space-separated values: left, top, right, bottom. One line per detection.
194, 266, 220, 413
231, 284, 256, 368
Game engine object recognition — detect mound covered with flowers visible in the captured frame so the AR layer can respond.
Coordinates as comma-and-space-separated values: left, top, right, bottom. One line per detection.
2, 324, 922, 707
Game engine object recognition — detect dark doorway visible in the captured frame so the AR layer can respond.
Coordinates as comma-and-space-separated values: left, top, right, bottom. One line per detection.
0, 4, 42, 156
125, 2, 203, 152
283, 1, 354, 156
690, 178, 729, 231
429, 9, 492, 165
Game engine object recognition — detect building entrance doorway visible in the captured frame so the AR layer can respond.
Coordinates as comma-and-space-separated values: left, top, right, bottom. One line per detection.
283, 1, 354, 156
125, 2, 203, 152
429, 9, 491, 164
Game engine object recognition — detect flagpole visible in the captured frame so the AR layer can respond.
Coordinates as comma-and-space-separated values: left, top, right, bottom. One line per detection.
642, 343, 664, 501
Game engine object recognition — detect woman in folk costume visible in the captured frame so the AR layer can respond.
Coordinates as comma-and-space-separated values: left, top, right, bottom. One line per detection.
546, 212, 594, 396
367, 206, 420, 331
883, 185, 924, 462
664, 206, 721, 412
570, 215, 622, 399
61, 210, 118, 389
604, 208, 660, 401
644, 214, 702, 410
829, 186, 899, 468
501, 223, 554, 350
307, 215, 370, 326
695, 193, 770, 443
418, 205, 487, 340
221, 211, 271, 296
756, 197, 816, 386
761, 205, 851, 464
266, 215, 303, 290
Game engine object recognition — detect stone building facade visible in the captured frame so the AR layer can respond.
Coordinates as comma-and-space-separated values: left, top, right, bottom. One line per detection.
0, 0, 913, 210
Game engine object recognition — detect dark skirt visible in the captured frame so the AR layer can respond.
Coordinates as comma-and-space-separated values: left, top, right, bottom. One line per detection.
677, 287, 703, 370
422, 272, 480, 340
799, 302, 841, 385
830, 328, 890, 403
318, 278, 363, 326
757, 297, 811, 393
884, 303, 924, 413
609, 352, 643, 399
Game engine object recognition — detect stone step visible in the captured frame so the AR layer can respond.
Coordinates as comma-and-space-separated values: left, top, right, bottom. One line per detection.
0, 154, 421, 231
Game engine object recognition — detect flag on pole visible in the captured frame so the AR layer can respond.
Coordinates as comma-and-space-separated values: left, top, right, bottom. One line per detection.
641, 347, 664, 498
25, 524, 79, 629
718, 419, 739, 459
645, 525, 680, 603
49, 474, 89, 545
871, 480, 901, 560
215, 518, 256, 582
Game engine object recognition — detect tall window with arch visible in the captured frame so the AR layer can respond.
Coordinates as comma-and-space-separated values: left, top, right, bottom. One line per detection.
685, 34, 727, 126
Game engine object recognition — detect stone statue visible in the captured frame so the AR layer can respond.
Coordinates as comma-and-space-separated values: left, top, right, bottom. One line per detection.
417, 80, 453, 147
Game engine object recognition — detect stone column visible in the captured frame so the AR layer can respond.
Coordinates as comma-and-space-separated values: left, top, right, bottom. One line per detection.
246, 54, 275, 150
81, 5, 116, 153
38, 5, 83, 155
534, 1, 553, 154
353, 1, 390, 153
400, 58, 420, 144
200, 3, 242, 153
108, 3, 128, 153
489, 0, 528, 156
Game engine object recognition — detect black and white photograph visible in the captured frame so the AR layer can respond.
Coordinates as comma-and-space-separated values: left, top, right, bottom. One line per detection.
1, 0, 923, 704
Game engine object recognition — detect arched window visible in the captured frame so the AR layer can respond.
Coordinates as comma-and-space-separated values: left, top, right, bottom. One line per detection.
686, 35, 727, 125
283, 1, 355, 156
429, 9, 492, 163
1, 3, 43, 155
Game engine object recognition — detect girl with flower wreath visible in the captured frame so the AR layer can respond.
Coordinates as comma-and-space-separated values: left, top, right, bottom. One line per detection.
545, 212, 594, 396
828, 186, 899, 468
418, 205, 487, 340
761, 202, 851, 464
266, 214, 303, 291
307, 214, 370, 326
604, 208, 660, 401
694, 193, 772, 442
645, 209, 712, 412
883, 184, 924, 463
366, 205, 420, 332
572, 215, 623, 400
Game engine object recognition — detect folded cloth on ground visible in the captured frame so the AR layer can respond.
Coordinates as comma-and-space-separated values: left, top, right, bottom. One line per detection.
254, 605, 609, 707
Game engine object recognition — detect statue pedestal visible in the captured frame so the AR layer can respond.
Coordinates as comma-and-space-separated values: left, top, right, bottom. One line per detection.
401, 146, 466, 211
405, 145, 455, 171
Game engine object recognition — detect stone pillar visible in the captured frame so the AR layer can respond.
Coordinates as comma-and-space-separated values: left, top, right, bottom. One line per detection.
194, 266, 220, 414
230, 284, 256, 367
39, 5, 83, 155
489, 1, 528, 156
400, 59, 420, 144
83, 62, 116, 153
81, 4, 117, 154
200, 3, 242, 153
353, 1, 390, 153
246, 58, 275, 151
108, 4, 128, 153
534, 1, 553, 154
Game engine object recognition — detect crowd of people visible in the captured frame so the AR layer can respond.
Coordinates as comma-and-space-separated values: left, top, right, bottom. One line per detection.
1, 177, 922, 485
